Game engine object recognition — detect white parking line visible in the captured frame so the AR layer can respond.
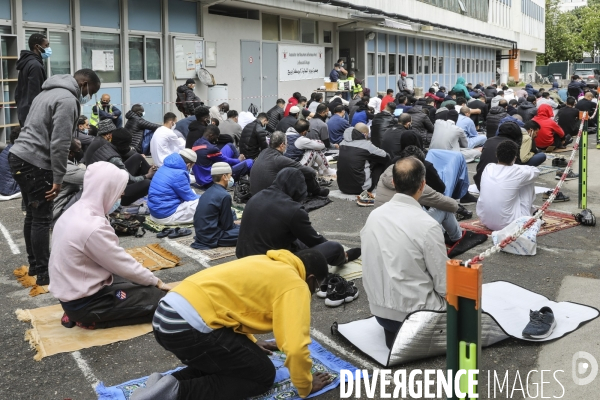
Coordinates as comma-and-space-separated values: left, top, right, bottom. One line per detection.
72, 351, 100, 390
0, 222, 20, 254
310, 327, 377, 370
164, 239, 211, 269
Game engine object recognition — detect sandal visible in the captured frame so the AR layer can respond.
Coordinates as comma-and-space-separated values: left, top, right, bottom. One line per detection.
156, 228, 174, 238
168, 228, 192, 239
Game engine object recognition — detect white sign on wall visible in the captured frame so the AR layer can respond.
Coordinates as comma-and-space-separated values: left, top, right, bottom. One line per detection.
91, 50, 114, 71
279, 45, 325, 82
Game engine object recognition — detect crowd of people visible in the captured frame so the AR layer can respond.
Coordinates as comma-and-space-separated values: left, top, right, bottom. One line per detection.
1, 35, 595, 400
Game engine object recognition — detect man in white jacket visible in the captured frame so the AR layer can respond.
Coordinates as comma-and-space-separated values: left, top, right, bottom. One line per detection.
284, 119, 336, 176
150, 112, 185, 168
361, 157, 448, 349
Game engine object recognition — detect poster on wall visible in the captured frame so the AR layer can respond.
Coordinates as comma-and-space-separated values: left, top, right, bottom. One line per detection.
91, 50, 114, 71
279, 45, 325, 82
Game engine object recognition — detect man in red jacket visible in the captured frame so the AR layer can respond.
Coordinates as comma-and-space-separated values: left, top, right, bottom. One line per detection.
380, 89, 395, 111
532, 104, 570, 150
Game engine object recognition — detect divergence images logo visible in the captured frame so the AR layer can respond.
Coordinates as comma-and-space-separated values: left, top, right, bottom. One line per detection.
572, 351, 598, 386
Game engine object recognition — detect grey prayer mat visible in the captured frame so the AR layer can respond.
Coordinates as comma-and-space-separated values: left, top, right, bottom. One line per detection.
335, 281, 599, 367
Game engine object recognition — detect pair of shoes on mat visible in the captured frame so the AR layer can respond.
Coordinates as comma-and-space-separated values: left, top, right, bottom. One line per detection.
522, 306, 556, 339
455, 204, 473, 221
552, 157, 568, 168
131, 373, 179, 400
317, 274, 359, 307
555, 169, 578, 181
446, 230, 488, 259
356, 191, 375, 207
543, 190, 570, 202
156, 227, 192, 239
317, 177, 333, 187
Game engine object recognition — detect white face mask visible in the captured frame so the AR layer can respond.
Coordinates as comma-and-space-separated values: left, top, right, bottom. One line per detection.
109, 199, 121, 214
141, 111, 146, 117
227, 176, 234, 189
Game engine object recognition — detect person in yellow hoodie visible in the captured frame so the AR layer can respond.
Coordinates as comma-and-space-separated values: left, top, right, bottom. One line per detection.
131, 248, 332, 400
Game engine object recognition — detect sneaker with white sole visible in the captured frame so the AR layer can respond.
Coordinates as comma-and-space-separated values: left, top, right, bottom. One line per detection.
325, 278, 359, 307
356, 190, 375, 207
317, 274, 354, 299
522, 306, 557, 339
555, 170, 578, 181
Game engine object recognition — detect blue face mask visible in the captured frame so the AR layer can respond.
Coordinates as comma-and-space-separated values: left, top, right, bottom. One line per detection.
109, 199, 121, 214
78, 82, 91, 104
82, 128, 89, 134
227, 176, 234, 189
40, 46, 52, 59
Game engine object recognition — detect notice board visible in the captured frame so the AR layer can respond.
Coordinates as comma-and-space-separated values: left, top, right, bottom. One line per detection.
173, 37, 203, 79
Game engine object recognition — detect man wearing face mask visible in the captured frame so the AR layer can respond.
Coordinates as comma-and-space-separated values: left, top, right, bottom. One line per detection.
191, 163, 240, 250
239, 112, 269, 160
191, 125, 252, 189
149, 112, 185, 168
16, 33, 49, 127
91, 94, 123, 129
76, 116, 93, 153
185, 106, 211, 149
147, 149, 200, 225
52, 139, 85, 225
9, 68, 101, 286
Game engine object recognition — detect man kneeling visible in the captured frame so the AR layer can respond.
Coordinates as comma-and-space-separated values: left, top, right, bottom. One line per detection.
361, 157, 448, 348
133, 249, 332, 400
49, 162, 173, 329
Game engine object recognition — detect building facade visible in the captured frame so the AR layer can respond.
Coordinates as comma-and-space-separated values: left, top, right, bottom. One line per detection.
0, 0, 545, 135
558, 0, 588, 12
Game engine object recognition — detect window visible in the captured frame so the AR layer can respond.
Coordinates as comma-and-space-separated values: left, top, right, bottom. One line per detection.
25, 29, 71, 76
262, 13, 279, 41
432, 57, 437, 74
462, 59, 466, 74
389, 54, 396, 75
476, 60, 479, 73
456, 58, 461, 74
467, 58, 470, 73
424, 56, 430, 74
129, 36, 143, 81
378, 55, 386, 74
81, 32, 121, 83
417, 56, 422, 74
367, 53, 375, 75
301, 20, 317, 44
439, 57, 444, 74
281, 18, 299, 41
400, 55, 406, 74
323, 30, 332, 44
407, 55, 414, 74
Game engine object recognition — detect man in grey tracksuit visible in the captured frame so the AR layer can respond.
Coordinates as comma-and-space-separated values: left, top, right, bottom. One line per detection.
9, 70, 100, 285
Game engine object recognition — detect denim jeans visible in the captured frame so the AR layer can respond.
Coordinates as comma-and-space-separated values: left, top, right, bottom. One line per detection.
8, 154, 53, 275
526, 152, 547, 167
427, 207, 463, 242
467, 134, 487, 149
154, 327, 276, 400
221, 143, 253, 180
375, 316, 403, 349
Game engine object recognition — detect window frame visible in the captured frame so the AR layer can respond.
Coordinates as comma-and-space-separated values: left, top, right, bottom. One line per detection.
280, 17, 300, 42
128, 31, 163, 83
300, 19, 318, 44
378, 53, 386, 75
80, 28, 123, 84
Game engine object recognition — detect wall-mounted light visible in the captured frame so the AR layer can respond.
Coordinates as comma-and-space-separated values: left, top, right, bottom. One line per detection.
366, 31, 376, 40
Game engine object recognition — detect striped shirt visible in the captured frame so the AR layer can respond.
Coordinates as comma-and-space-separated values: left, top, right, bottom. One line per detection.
152, 301, 192, 334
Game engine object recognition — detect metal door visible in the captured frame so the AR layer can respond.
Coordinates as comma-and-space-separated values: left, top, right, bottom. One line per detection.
241, 41, 261, 113
261, 42, 278, 112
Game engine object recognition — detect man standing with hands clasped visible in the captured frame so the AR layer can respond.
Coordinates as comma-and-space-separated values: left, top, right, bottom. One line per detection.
9, 68, 101, 286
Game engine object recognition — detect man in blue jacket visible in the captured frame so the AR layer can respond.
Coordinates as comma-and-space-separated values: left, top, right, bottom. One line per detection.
327, 105, 350, 146
147, 149, 199, 225
192, 162, 240, 249
192, 125, 252, 189
329, 63, 341, 83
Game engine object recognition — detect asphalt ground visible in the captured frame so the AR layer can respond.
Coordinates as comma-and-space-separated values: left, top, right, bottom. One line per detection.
0, 136, 599, 399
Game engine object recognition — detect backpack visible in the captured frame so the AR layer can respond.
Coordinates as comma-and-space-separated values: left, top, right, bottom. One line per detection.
234, 175, 252, 203
109, 213, 146, 237
248, 103, 259, 117
141, 129, 154, 156
176, 90, 187, 114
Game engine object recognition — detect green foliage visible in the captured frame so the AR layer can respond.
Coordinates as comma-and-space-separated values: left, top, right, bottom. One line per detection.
540, 0, 600, 65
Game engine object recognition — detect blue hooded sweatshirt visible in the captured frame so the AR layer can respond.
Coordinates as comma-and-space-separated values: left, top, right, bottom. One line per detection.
495, 115, 525, 136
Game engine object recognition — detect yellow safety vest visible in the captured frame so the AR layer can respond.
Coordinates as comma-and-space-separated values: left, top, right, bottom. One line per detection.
90, 102, 114, 127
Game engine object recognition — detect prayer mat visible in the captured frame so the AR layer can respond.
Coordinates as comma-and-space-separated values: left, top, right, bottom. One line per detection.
336, 281, 599, 367
96, 340, 359, 400
16, 304, 154, 361
460, 209, 580, 236
142, 218, 194, 233
328, 190, 359, 202
537, 165, 563, 176
543, 145, 574, 154
13, 266, 50, 297
174, 236, 237, 261
329, 258, 363, 281
303, 196, 333, 212
125, 243, 181, 272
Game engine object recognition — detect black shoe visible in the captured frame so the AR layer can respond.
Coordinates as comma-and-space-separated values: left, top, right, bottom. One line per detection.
455, 204, 473, 221
317, 188, 330, 197
27, 266, 38, 277
522, 307, 556, 339
543, 190, 570, 202
61, 313, 76, 329
325, 278, 359, 307
447, 231, 488, 259
35, 272, 49, 286
317, 274, 354, 299
552, 157, 568, 168
460, 193, 478, 205
317, 177, 333, 187
346, 248, 361, 263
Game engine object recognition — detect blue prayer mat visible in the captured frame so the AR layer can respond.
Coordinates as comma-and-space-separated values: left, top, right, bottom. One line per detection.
96, 339, 359, 400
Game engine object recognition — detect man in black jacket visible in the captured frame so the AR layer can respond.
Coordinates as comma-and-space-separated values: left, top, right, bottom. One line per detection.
517, 96, 538, 122
370, 102, 396, 148
237, 168, 359, 267
486, 102, 508, 138
249, 131, 328, 197
185, 106, 211, 148
16, 33, 49, 127
406, 104, 434, 143
176, 79, 203, 117
124, 104, 162, 152
575, 92, 597, 128
556, 96, 580, 137
239, 113, 269, 160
